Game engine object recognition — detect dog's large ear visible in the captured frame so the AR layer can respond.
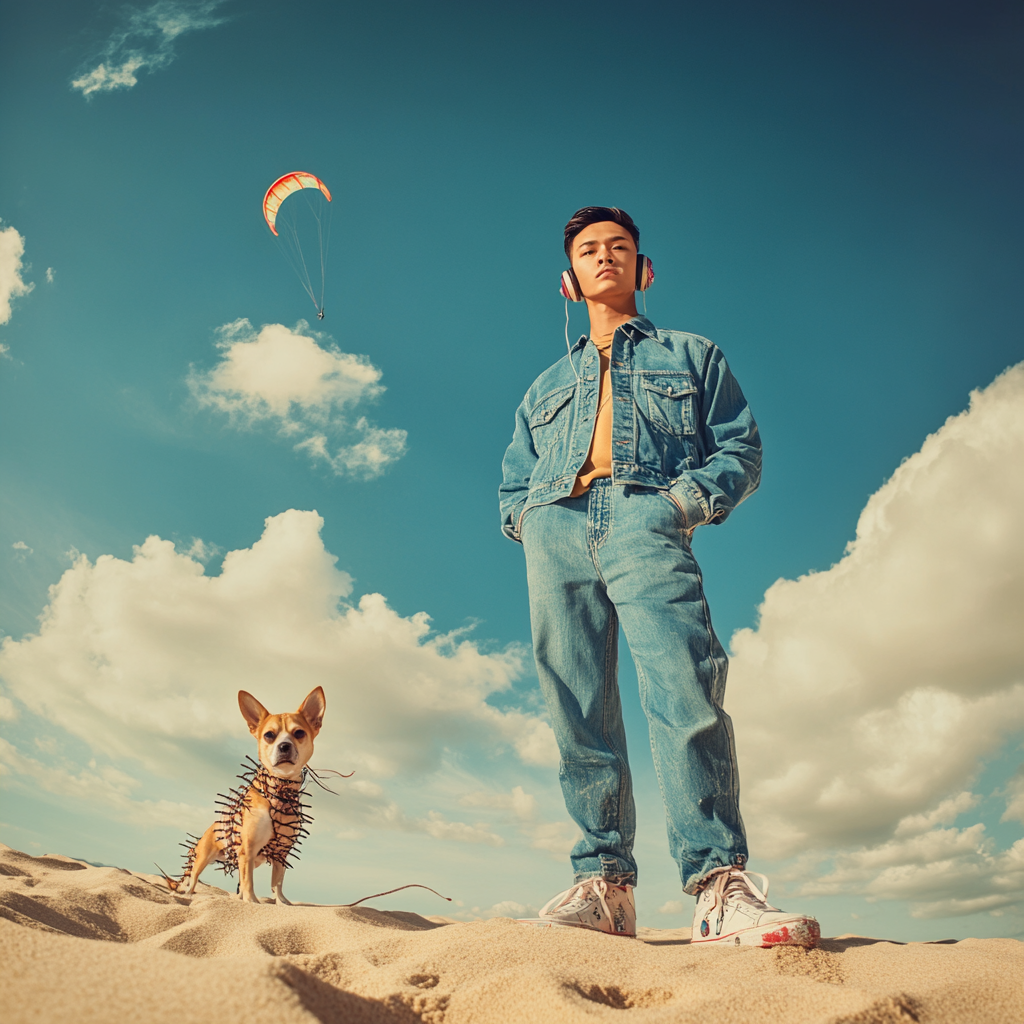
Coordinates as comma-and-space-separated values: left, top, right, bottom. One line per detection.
238, 691, 270, 735
297, 686, 326, 737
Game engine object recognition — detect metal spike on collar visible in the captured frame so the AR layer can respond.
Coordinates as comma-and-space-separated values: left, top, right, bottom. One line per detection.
168, 756, 350, 889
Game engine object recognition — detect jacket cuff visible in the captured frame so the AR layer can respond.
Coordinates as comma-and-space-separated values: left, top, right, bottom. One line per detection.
501, 500, 527, 543
669, 479, 710, 531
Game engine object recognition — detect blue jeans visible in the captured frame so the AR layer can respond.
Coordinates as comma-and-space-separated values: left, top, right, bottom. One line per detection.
521, 480, 747, 894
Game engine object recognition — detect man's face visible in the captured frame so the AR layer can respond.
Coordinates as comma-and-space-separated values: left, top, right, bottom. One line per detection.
570, 221, 638, 302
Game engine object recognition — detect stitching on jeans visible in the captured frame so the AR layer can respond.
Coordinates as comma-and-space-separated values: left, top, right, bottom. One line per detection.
695, 569, 743, 852
592, 485, 631, 882
602, 602, 632, 877
720, 710, 746, 856
635, 658, 681, 856
587, 485, 612, 581
657, 488, 689, 536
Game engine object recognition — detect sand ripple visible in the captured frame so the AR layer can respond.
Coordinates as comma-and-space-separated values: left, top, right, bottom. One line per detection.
1, 845, 1021, 1023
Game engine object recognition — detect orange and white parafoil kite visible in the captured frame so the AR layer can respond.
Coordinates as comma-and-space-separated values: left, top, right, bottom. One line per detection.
263, 172, 332, 317
262, 172, 332, 237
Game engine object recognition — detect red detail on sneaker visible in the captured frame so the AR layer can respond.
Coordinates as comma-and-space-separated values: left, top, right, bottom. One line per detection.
760, 919, 820, 948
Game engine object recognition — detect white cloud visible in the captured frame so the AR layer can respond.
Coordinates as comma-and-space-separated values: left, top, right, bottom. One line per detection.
459, 785, 578, 858
802, 828, 1024, 919
189, 320, 407, 478
191, 320, 383, 425
727, 363, 1024, 916
658, 900, 687, 915
1002, 766, 1024, 825
487, 900, 538, 918
461, 785, 537, 819
0, 738, 201, 830
335, 829, 365, 841
73, 58, 146, 96
0, 510, 555, 794
894, 791, 980, 838
0, 223, 34, 325
524, 820, 580, 858
11, 541, 33, 562
418, 811, 504, 846
444, 899, 541, 922
72, 1, 227, 97
45, 268, 54, 284
183, 537, 217, 562
295, 419, 409, 478
319, 777, 509, 848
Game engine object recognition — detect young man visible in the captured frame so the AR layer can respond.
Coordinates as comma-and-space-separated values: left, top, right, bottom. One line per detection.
498, 207, 819, 947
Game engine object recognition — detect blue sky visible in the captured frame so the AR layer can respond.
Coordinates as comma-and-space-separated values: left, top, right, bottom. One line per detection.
1, 0, 1022, 940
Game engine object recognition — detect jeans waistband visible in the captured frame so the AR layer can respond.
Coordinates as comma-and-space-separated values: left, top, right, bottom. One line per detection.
555, 478, 612, 511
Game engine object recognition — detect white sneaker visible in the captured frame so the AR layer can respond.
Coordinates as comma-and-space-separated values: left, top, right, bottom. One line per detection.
691, 867, 819, 947
517, 878, 636, 937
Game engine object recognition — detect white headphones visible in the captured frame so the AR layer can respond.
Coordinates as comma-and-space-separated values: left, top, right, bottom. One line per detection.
559, 254, 654, 302
560, 254, 656, 381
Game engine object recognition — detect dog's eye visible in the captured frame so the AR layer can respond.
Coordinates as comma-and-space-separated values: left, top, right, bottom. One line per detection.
294, 729, 306, 740
263, 731, 276, 741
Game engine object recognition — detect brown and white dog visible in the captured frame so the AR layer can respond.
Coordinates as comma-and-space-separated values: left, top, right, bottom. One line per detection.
169, 686, 325, 904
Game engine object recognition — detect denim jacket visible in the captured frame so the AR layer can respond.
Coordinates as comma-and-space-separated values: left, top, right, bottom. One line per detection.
499, 316, 761, 542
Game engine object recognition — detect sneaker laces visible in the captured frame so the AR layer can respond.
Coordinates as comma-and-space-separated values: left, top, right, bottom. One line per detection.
698, 867, 775, 936
541, 878, 614, 922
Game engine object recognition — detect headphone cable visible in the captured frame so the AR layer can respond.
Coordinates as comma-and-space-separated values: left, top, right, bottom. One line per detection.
564, 298, 580, 382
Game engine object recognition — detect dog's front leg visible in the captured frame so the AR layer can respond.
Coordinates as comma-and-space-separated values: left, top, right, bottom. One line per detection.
270, 861, 292, 906
237, 848, 261, 903
236, 792, 273, 903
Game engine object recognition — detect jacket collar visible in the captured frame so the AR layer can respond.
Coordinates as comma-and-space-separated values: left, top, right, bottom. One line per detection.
620, 315, 658, 342
571, 316, 658, 352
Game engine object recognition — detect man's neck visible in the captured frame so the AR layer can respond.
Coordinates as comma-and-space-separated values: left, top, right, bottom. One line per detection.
585, 299, 638, 347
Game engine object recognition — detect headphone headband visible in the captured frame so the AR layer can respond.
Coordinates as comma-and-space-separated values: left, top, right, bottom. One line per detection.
560, 255, 654, 302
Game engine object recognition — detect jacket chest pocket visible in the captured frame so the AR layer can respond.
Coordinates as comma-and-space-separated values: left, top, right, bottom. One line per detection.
529, 385, 575, 451
639, 374, 697, 436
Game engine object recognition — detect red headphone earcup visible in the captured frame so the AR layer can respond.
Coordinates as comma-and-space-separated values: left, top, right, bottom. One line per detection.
560, 268, 583, 302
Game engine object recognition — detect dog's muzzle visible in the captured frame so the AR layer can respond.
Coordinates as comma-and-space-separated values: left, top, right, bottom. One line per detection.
272, 741, 295, 766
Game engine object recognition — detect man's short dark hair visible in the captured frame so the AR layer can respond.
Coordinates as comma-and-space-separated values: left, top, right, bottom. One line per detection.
564, 207, 640, 260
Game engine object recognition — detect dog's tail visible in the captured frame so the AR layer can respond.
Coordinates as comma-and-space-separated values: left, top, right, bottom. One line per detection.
154, 862, 182, 892
158, 832, 201, 892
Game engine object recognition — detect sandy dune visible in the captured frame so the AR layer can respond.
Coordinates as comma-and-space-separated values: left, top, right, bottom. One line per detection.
0, 845, 1020, 1024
